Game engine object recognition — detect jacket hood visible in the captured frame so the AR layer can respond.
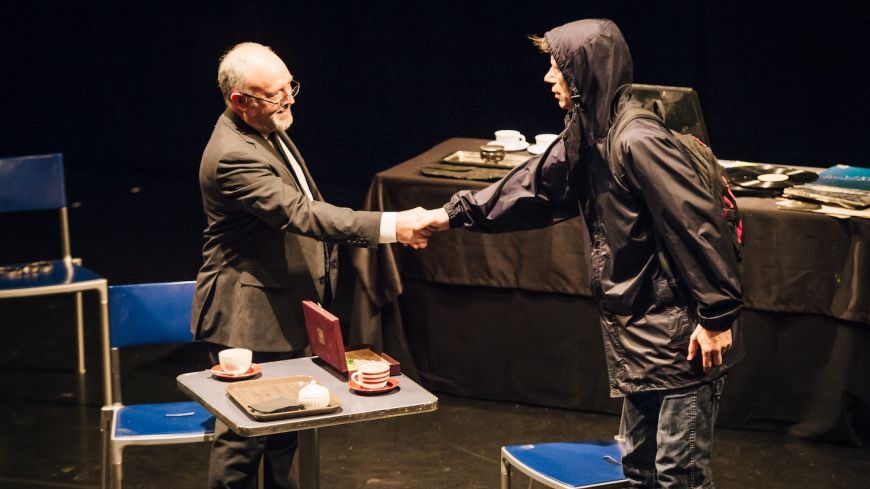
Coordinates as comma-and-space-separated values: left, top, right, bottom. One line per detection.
545, 19, 633, 146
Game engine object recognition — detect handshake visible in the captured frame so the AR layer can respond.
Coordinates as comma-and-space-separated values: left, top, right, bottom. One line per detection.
395, 207, 450, 249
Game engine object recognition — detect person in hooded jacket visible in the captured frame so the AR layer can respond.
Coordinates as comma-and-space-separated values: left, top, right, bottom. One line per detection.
419, 19, 743, 488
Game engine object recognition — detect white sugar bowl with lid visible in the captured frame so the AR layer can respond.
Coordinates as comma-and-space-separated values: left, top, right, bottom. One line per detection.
297, 381, 330, 409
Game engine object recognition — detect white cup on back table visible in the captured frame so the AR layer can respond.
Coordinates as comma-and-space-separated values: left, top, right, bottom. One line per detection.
527, 133, 560, 155
494, 129, 526, 145
534, 133, 559, 146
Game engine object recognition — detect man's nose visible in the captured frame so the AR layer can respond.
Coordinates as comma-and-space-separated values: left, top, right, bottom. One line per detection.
278, 93, 294, 109
544, 69, 555, 83
282, 90, 295, 106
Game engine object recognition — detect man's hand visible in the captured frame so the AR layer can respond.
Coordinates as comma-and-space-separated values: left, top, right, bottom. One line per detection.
421, 207, 450, 232
395, 207, 432, 249
395, 207, 450, 249
687, 325, 732, 373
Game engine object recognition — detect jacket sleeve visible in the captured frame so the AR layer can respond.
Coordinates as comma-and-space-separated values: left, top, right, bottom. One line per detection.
215, 149, 381, 248
443, 140, 581, 232
620, 120, 743, 331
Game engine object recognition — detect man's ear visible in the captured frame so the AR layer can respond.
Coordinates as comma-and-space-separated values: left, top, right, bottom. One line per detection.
230, 93, 247, 112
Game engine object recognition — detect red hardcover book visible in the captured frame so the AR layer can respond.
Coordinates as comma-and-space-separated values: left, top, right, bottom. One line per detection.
302, 301, 347, 375
301, 301, 400, 377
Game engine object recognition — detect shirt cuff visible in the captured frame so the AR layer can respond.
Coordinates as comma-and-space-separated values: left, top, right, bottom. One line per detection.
378, 212, 397, 243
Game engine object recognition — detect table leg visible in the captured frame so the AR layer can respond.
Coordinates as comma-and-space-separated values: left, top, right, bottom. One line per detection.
298, 428, 320, 489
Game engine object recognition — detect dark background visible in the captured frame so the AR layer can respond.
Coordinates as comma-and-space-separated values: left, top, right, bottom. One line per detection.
2, 0, 868, 283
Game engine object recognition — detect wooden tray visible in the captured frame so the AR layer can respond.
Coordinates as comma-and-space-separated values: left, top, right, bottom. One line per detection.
421, 163, 511, 182
346, 345, 401, 377
439, 150, 531, 168
226, 375, 341, 421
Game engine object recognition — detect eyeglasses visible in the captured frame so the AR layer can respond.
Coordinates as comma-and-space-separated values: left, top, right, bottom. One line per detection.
240, 80, 300, 109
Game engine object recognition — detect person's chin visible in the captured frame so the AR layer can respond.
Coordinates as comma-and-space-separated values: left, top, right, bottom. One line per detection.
273, 114, 293, 131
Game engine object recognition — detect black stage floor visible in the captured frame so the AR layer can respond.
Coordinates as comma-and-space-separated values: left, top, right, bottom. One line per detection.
1, 295, 869, 489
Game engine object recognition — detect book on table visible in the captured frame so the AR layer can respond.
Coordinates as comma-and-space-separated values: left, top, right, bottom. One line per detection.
816, 164, 870, 191
301, 300, 400, 378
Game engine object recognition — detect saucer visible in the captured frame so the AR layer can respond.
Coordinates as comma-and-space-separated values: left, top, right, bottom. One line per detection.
488, 140, 529, 152
211, 363, 262, 380
348, 376, 400, 395
527, 144, 547, 155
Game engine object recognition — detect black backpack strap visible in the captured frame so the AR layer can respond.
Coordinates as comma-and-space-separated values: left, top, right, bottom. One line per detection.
607, 107, 661, 187
606, 107, 680, 289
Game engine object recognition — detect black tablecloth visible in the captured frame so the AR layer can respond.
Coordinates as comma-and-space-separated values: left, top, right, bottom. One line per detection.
350, 138, 870, 444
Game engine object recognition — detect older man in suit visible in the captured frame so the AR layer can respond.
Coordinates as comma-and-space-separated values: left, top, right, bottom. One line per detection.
192, 42, 428, 489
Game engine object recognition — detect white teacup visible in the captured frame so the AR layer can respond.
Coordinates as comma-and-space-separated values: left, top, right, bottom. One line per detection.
218, 348, 252, 374
494, 129, 526, 144
534, 133, 559, 146
351, 362, 390, 389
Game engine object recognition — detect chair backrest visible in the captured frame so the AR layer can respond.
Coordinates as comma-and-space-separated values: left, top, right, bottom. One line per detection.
0, 153, 67, 212
0, 153, 72, 261
629, 84, 710, 145
108, 281, 196, 348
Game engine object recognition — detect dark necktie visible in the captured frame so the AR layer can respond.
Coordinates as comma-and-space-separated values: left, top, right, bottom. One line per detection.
270, 133, 313, 200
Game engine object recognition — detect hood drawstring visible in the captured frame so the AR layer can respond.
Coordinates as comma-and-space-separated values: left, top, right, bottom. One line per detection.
562, 109, 577, 133
570, 87, 584, 110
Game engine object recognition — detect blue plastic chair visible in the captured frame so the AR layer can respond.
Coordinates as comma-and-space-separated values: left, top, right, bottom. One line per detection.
100, 281, 215, 489
0, 153, 107, 374
500, 441, 629, 489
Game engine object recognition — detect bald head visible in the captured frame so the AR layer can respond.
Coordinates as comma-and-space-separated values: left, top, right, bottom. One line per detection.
218, 42, 285, 104
217, 42, 297, 133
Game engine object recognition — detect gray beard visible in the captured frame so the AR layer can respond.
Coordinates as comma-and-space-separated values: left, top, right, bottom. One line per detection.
270, 112, 293, 132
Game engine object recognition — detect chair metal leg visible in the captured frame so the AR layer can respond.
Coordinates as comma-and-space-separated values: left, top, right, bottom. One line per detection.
76, 366, 88, 406
100, 407, 113, 489
75, 291, 86, 374
98, 282, 113, 406
298, 428, 320, 489
111, 462, 123, 489
500, 452, 511, 489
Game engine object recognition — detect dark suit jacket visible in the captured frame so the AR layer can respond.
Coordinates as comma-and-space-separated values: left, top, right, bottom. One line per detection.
192, 109, 381, 352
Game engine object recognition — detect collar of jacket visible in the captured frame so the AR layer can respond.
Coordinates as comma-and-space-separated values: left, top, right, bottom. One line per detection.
222, 108, 268, 146
222, 108, 291, 170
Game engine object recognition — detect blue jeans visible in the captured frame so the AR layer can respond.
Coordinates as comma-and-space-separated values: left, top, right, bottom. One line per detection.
620, 377, 725, 489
